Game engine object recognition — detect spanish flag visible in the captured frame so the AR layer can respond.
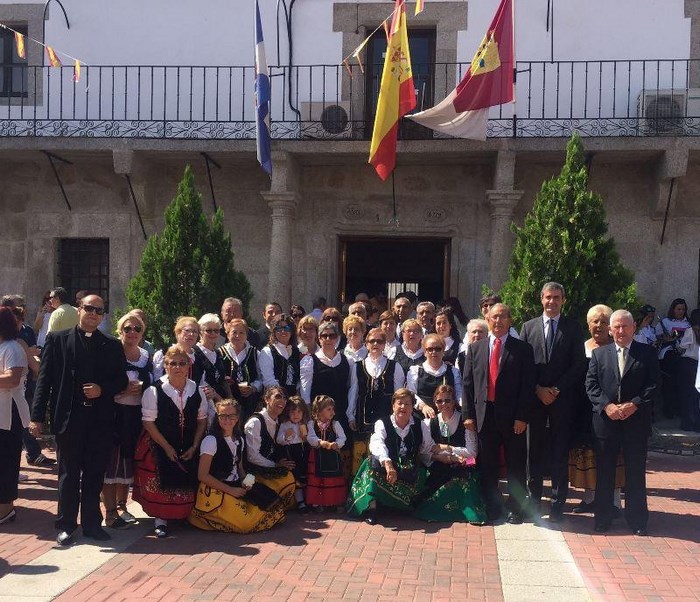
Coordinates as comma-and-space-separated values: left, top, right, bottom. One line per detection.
46, 46, 62, 68
409, 0, 513, 139
368, 0, 415, 181
15, 32, 25, 59
415, 0, 425, 16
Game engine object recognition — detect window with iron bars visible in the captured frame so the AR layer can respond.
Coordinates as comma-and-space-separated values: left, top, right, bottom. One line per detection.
0, 25, 28, 98
56, 239, 110, 310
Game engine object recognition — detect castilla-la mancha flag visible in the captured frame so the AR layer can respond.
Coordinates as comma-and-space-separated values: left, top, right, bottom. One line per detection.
409, 0, 513, 139
368, 0, 416, 181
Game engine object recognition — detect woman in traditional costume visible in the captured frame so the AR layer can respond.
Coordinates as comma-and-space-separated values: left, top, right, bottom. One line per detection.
133, 345, 208, 538
347, 388, 431, 525
219, 318, 261, 421
193, 313, 236, 403
189, 399, 285, 533
414, 385, 487, 524
258, 314, 301, 398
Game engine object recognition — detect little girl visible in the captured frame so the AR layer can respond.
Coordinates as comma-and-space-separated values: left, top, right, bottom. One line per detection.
306, 395, 347, 511
276, 396, 310, 512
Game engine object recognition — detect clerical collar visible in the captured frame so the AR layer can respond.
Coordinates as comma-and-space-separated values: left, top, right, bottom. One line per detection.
79, 328, 95, 338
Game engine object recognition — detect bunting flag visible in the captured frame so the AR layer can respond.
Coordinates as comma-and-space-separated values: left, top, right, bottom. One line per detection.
254, 0, 272, 177
46, 45, 62, 67
368, 0, 416, 181
408, 0, 513, 139
73, 59, 81, 83
415, 0, 425, 15
14, 31, 25, 59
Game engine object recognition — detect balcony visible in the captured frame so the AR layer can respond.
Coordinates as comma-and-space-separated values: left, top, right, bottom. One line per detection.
1, 59, 699, 140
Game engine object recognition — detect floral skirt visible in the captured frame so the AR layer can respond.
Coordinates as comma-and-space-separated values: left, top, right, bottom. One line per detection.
347, 457, 426, 517
414, 469, 487, 524
188, 483, 285, 533
132, 432, 196, 520
568, 446, 625, 490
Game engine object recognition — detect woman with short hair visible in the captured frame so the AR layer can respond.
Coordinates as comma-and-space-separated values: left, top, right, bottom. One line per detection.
219, 318, 261, 421
394, 319, 424, 374
342, 315, 368, 362
258, 314, 302, 398
297, 315, 320, 357
194, 313, 234, 403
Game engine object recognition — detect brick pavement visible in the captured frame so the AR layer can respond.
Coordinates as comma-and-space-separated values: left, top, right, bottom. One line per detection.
1, 450, 698, 601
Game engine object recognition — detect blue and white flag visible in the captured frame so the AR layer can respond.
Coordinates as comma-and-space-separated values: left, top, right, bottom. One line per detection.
255, 0, 272, 176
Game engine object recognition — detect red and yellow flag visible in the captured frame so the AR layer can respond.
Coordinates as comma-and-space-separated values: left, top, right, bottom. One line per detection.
46, 46, 61, 67
415, 0, 425, 15
368, 0, 416, 181
73, 60, 81, 83
14, 32, 26, 59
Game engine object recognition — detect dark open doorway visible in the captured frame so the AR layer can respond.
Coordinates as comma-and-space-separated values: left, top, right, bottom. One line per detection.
338, 237, 450, 305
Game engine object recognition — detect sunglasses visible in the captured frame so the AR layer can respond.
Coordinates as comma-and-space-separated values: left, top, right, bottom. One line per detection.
81, 304, 105, 315
166, 360, 189, 368
425, 346, 444, 353
203, 328, 220, 334
367, 339, 385, 345
217, 413, 238, 420
320, 333, 338, 340
435, 398, 455, 405
122, 325, 142, 334
274, 325, 293, 333
323, 316, 340, 322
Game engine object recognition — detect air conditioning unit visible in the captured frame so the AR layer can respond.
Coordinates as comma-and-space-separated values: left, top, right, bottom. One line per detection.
637, 89, 691, 135
299, 101, 352, 139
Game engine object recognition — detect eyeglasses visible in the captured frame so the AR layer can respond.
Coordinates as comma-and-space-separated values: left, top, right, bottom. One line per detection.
203, 328, 220, 334
181, 327, 198, 335
320, 333, 338, 340
323, 316, 340, 322
122, 325, 142, 334
405, 330, 420, 336
367, 339, 385, 345
425, 346, 444, 353
435, 398, 455, 405
166, 360, 189, 368
81, 304, 105, 315
217, 413, 238, 420
274, 325, 293, 333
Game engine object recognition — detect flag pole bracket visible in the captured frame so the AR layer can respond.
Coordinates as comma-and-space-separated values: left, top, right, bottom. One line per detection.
42, 150, 72, 212
201, 152, 221, 212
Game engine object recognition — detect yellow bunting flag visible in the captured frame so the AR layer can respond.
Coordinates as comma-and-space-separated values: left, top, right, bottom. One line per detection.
368, 0, 416, 180
14, 32, 25, 59
382, 19, 390, 41
73, 60, 81, 83
46, 46, 61, 67
415, 0, 425, 15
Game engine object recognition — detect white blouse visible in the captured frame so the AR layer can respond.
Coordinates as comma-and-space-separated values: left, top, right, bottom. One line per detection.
306, 419, 347, 449
115, 347, 150, 407
276, 420, 306, 445
406, 361, 463, 408
244, 408, 278, 468
421, 412, 478, 467
299, 350, 358, 424
0, 340, 29, 430
199, 434, 242, 482
259, 342, 296, 389
223, 342, 262, 392
369, 414, 432, 466
140, 378, 208, 422
347, 355, 406, 422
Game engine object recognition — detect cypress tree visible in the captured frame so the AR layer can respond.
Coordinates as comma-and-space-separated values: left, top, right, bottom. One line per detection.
500, 134, 640, 326
126, 165, 253, 348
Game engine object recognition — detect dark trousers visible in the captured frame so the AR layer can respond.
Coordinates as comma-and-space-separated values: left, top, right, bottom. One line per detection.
55, 406, 112, 532
478, 403, 528, 514
528, 398, 572, 507
0, 403, 22, 504
22, 428, 42, 460
593, 411, 649, 530
679, 358, 700, 431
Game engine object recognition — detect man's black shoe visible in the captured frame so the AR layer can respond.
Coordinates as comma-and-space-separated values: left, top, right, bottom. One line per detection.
56, 530, 74, 546
549, 505, 564, 523
83, 527, 111, 541
506, 512, 523, 524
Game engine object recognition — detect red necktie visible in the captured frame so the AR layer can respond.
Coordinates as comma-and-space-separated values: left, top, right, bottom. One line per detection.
487, 337, 501, 401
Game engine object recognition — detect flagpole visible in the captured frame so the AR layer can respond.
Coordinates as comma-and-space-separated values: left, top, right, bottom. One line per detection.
511, 0, 517, 139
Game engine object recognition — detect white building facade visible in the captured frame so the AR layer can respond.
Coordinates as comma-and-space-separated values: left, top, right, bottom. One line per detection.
0, 0, 698, 318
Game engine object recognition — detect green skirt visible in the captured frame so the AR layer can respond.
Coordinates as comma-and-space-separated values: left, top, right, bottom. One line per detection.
347, 457, 427, 517
414, 469, 488, 524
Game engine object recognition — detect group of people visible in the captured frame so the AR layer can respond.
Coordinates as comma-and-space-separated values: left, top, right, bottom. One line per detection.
0, 283, 696, 544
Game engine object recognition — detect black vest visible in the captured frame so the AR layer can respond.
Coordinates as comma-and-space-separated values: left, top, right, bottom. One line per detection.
310, 354, 350, 428
193, 345, 230, 399
219, 344, 260, 387
380, 416, 423, 464
443, 341, 459, 367
248, 412, 279, 463
209, 434, 243, 482
269, 345, 301, 397
126, 355, 153, 394
355, 359, 397, 433
394, 346, 424, 375
429, 415, 465, 446
154, 380, 201, 452
416, 365, 455, 413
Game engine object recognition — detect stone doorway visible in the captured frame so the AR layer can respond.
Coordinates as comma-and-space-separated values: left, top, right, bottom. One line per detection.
338, 236, 451, 306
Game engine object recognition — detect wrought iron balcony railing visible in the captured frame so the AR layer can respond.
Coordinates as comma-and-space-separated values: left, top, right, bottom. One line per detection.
1, 59, 699, 139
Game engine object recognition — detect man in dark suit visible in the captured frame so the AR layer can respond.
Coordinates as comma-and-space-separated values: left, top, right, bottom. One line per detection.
30, 295, 127, 546
463, 303, 536, 524
253, 302, 282, 350
586, 309, 659, 536
520, 282, 585, 521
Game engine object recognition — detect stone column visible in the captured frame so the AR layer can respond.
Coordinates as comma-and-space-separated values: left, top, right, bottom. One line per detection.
487, 189, 523, 291
261, 192, 299, 309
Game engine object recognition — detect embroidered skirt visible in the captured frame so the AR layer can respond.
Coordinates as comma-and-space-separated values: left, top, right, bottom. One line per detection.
414, 467, 487, 524
305, 447, 347, 506
568, 446, 625, 490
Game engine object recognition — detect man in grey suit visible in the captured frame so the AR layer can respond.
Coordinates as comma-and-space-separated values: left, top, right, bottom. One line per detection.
586, 309, 659, 536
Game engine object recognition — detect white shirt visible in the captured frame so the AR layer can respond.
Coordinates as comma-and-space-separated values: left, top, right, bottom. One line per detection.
421, 412, 478, 467
347, 355, 406, 423
383, 339, 399, 359
306, 419, 347, 448
258, 342, 295, 389
244, 408, 278, 468
223, 342, 262, 392
488, 333, 509, 363
656, 318, 690, 360
343, 345, 368, 363
299, 349, 358, 424
407, 361, 463, 408
196, 342, 218, 365
634, 325, 657, 346
199, 434, 242, 482
399, 345, 424, 362
369, 414, 432, 466
679, 327, 699, 362
115, 347, 150, 407
141, 378, 208, 422
276, 420, 306, 445
309, 308, 323, 322
0, 340, 29, 430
